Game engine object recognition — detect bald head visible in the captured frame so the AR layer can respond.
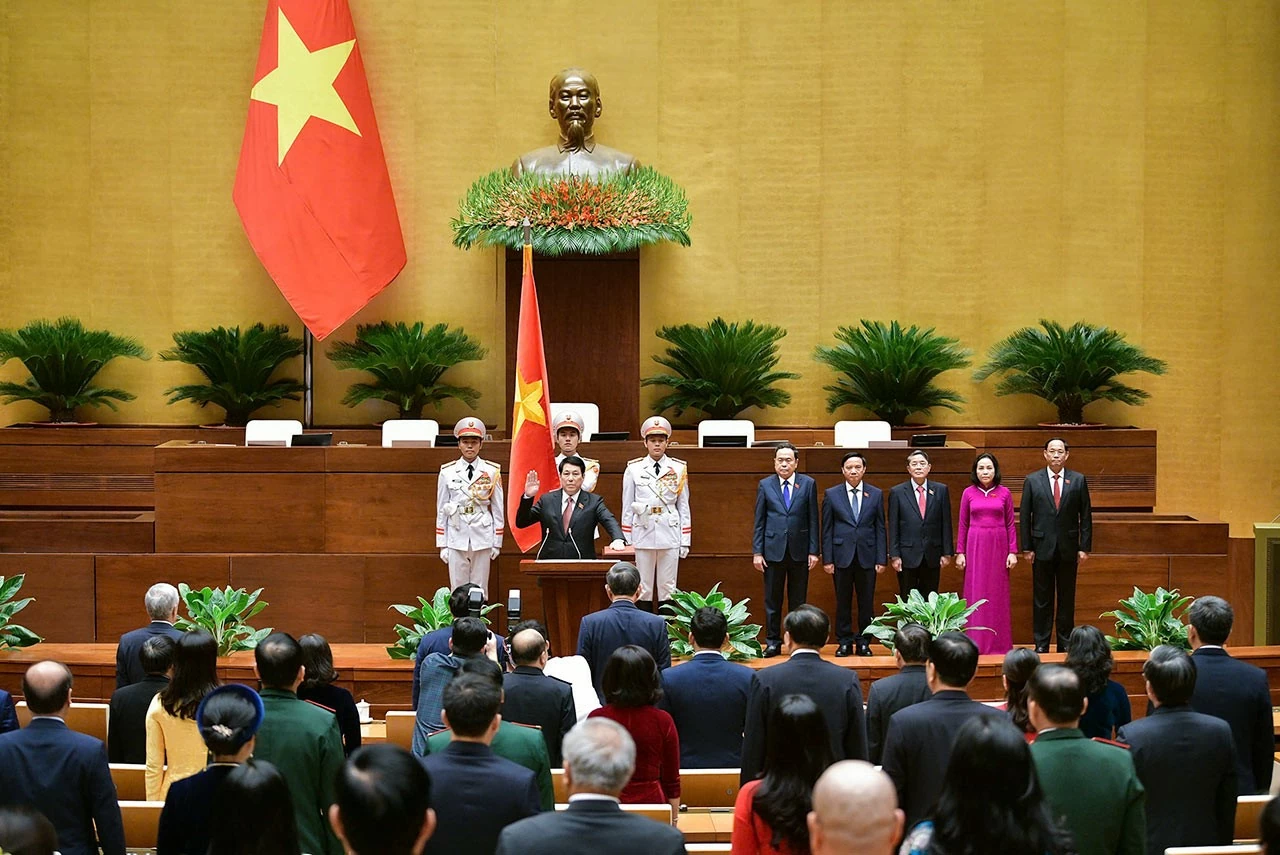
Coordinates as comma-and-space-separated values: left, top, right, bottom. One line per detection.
510, 628, 548, 667
807, 761, 903, 855
22, 661, 73, 716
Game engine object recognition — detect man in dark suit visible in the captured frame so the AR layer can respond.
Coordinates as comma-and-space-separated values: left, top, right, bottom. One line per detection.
0, 661, 125, 855
577, 562, 671, 700
1117, 646, 1235, 855
752, 442, 820, 657
502, 626, 577, 767
0, 686, 18, 734
880, 632, 1005, 827
888, 450, 953, 598
865, 623, 932, 765
422, 674, 541, 855
740, 606, 868, 784
107, 634, 174, 763
115, 581, 184, 688
659, 606, 753, 768
1019, 438, 1093, 653
331, 744, 436, 855
517, 455, 626, 560
493, 717, 687, 855
822, 452, 887, 656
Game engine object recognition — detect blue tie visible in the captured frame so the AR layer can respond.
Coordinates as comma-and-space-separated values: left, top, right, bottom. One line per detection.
782, 481, 791, 509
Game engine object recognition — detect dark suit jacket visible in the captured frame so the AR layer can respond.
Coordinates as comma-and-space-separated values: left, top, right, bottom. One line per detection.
659, 652, 753, 768
107, 674, 168, 763
888, 481, 953, 567
115, 621, 183, 688
821, 483, 886, 570
502, 666, 577, 767
865, 664, 931, 765
0, 688, 18, 734
740, 651, 868, 784
1018, 467, 1092, 560
1118, 705, 1236, 855
156, 762, 234, 855
0, 717, 126, 855
752, 474, 820, 562
879, 690, 1008, 828
517, 489, 625, 560
494, 798, 687, 855
1030, 728, 1145, 855
577, 600, 672, 700
1189, 646, 1273, 793
421, 741, 541, 855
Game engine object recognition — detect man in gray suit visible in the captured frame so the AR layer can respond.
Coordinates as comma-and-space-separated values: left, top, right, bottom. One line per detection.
752, 442, 820, 657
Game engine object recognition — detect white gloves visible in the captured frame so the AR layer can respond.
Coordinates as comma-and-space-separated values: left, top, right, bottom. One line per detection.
439, 548, 451, 564
490, 547, 501, 560
679, 547, 689, 559
442, 502, 459, 517
630, 501, 648, 515
608, 539, 625, 551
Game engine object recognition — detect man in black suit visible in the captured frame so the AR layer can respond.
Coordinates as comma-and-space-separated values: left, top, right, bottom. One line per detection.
752, 442, 820, 657
821, 452, 887, 656
888, 450, 953, 598
866, 623, 932, 765
331, 744, 436, 855
115, 581, 184, 688
1118, 645, 1235, 855
421, 674, 541, 855
517, 456, 626, 560
740, 606, 868, 784
494, 717, 687, 855
502, 626, 577, 767
0, 661, 125, 855
107, 634, 174, 763
576, 562, 671, 700
1020, 437, 1093, 653
880, 632, 1006, 828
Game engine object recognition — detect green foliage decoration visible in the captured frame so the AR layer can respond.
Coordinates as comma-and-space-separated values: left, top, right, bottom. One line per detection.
865, 590, 990, 651
159, 324, 305, 426
661, 583, 763, 661
386, 586, 502, 660
175, 584, 272, 657
1100, 586, 1192, 651
0, 575, 42, 649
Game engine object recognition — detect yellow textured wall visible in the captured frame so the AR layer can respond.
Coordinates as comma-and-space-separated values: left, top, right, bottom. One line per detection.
0, 0, 1276, 534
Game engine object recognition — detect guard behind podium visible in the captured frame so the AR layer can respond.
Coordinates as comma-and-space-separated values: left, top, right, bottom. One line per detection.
517, 456, 625, 559
552, 411, 600, 492
436, 417, 505, 596
621, 416, 692, 613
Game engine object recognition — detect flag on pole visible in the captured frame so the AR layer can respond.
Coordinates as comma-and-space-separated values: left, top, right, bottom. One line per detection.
233, 0, 405, 340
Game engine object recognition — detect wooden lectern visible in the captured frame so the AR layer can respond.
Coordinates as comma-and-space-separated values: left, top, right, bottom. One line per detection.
520, 559, 616, 655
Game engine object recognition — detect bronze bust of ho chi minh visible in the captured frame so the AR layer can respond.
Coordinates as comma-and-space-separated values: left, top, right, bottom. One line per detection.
512, 68, 638, 179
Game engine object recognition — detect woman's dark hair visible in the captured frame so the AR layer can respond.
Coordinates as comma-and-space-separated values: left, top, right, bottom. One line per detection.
752, 694, 834, 853
207, 759, 302, 855
0, 804, 58, 855
299, 633, 339, 690
160, 630, 219, 720
1064, 624, 1113, 696
198, 686, 263, 756
970, 452, 1002, 487
1002, 648, 1041, 733
601, 645, 662, 708
927, 717, 1075, 855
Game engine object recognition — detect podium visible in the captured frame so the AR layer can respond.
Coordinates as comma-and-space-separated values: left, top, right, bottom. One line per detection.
520, 559, 616, 655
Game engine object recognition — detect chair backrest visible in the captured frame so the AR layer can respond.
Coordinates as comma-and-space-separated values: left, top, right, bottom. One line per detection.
381, 419, 440, 448
680, 768, 740, 808
16, 702, 109, 744
119, 800, 164, 849
109, 763, 148, 801
685, 846, 733, 854
550, 403, 601, 440
697, 419, 755, 448
385, 710, 415, 750
555, 802, 673, 825
1166, 847, 1262, 854
834, 420, 892, 448
1235, 794, 1270, 842
552, 768, 568, 802
245, 419, 303, 447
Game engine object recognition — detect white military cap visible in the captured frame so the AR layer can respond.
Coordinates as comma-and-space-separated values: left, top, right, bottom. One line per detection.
640, 416, 673, 438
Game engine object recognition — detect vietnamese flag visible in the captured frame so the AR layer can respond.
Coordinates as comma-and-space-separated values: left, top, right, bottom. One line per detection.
233, 0, 405, 340
508, 241, 559, 552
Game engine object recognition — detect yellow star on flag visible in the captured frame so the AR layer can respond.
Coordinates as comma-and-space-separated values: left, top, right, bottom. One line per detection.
512, 370, 547, 436
250, 9, 361, 166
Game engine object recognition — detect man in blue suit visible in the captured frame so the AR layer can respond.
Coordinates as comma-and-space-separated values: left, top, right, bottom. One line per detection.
659, 607, 753, 768
0, 686, 18, 734
821, 452, 887, 657
115, 581, 184, 688
0, 661, 125, 855
577, 562, 671, 700
752, 442, 820, 657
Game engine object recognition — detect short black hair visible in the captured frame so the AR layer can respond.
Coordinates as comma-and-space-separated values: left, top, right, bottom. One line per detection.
1027, 664, 1084, 724
140, 634, 176, 675
1188, 596, 1233, 645
783, 605, 829, 648
928, 632, 979, 687
448, 584, 483, 619
970, 452, 1002, 486
559, 455, 585, 475
510, 627, 548, 666
906, 450, 931, 463
1044, 437, 1069, 451
840, 451, 868, 468
22, 662, 73, 715
605, 562, 641, 596
1143, 645, 1197, 706
450, 617, 488, 657
690, 607, 728, 649
1262, 792, 1280, 849
335, 745, 432, 855
254, 632, 304, 690
773, 442, 798, 459
602, 645, 662, 708
894, 624, 931, 663
457, 655, 503, 689
0, 805, 57, 855
442, 673, 502, 737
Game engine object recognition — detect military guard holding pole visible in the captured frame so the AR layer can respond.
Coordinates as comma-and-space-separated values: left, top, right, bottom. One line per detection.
436, 416, 505, 596
552, 411, 600, 493
621, 416, 691, 612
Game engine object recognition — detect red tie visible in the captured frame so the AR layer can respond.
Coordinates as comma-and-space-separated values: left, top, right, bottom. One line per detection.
562, 495, 575, 532
1052, 475, 1061, 509
917, 485, 927, 518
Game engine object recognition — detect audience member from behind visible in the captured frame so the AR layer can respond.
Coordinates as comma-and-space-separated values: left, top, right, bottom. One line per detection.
145, 629, 219, 800
1064, 624, 1130, 739
866, 623, 932, 764
299, 633, 362, 756
0, 661, 125, 855
0, 682, 17, 735
1262, 795, 1280, 853
1000, 647, 1041, 738
252, 631, 345, 855
807, 761, 902, 855
108, 634, 174, 763
899, 717, 1074, 855
501, 625, 577, 767
577, 561, 672, 700
493, 718, 687, 855
732, 694, 834, 855
206, 758, 302, 855
659, 605, 753, 769
1028, 664, 1145, 855
413, 616, 490, 753
0, 805, 58, 855
156, 683, 264, 855
1117, 645, 1235, 855
413, 584, 509, 692
116, 582, 184, 688
331, 744, 435, 855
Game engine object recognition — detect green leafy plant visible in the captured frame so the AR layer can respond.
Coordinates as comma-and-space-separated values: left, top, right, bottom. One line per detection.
327, 321, 487, 419
642, 318, 799, 419
159, 324, 306, 426
0, 317, 149, 422
0, 575, 42, 649
865, 590, 989, 650
175, 584, 272, 657
814, 320, 971, 426
973, 319, 1168, 424
661, 583, 763, 661
386, 586, 502, 660
1100, 586, 1192, 651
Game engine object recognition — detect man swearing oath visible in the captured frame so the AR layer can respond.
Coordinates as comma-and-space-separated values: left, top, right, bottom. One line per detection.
517, 456, 625, 560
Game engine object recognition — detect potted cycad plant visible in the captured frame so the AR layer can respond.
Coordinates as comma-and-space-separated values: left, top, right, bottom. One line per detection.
160, 324, 306, 427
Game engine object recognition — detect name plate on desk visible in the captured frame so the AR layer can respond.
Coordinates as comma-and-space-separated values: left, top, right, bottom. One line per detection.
389, 440, 434, 448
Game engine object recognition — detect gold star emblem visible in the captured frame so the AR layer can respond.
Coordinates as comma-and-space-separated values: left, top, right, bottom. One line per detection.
250, 9, 361, 166
512, 370, 546, 436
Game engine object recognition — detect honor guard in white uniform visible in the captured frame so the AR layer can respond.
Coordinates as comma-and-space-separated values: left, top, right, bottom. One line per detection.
436, 417, 504, 596
621, 416, 691, 610
552, 411, 600, 493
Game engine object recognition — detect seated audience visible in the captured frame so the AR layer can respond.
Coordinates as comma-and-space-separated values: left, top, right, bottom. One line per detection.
1263, 795, 1280, 853
206, 758, 302, 855
0, 805, 57, 855
108, 634, 174, 763
502, 625, 577, 767
807, 761, 902, 855
866, 623, 932, 764
116, 582, 184, 688
1000, 647, 1040, 738
298, 632, 362, 756
413, 616, 490, 753
0, 685, 18, 734
732, 694, 833, 855
512, 618, 600, 721
577, 561, 672, 700
331, 744, 436, 855
1065, 624, 1130, 739
145, 629, 218, 800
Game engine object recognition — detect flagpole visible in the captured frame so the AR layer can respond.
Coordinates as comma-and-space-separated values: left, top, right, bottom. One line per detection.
303, 328, 314, 428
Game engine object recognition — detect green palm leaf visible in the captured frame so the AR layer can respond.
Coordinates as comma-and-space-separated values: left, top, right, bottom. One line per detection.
160, 324, 305, 426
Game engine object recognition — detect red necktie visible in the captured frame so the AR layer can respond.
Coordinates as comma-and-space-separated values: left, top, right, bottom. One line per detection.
562, 495, 574, 532
917, 485, 927, 518
1052, 474, 1061, 509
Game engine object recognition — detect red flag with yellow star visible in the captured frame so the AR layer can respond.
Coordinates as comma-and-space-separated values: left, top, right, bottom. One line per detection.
508, 242, 558, 552
233, 0, 404, 340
